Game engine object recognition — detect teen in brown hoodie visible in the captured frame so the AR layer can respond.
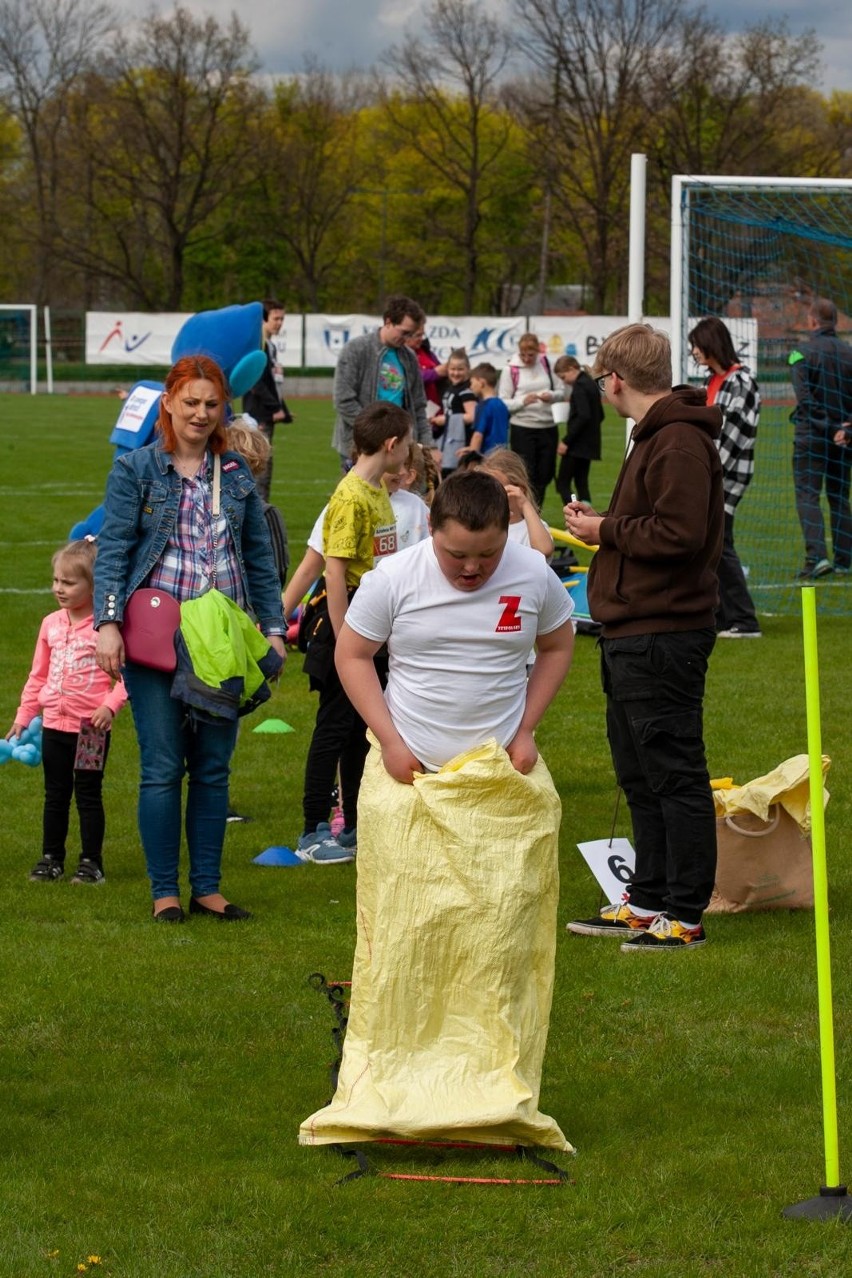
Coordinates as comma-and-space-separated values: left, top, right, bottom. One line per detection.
564, 324, 724, 952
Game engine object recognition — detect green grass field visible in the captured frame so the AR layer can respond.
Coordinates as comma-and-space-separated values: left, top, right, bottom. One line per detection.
0, 393, 851, 1277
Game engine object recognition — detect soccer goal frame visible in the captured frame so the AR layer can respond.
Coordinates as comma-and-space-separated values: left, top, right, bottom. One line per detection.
669, 174, 852, 618
670, 175, 852, 382
0, 303, 38, 393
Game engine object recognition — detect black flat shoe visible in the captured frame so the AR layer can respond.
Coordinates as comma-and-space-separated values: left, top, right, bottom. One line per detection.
152, 904, 185, 923
189, 898, 252, 921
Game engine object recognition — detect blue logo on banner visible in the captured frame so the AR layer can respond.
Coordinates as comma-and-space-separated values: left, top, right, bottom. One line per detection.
324, 328, 350, 353
468, 325, 519, 355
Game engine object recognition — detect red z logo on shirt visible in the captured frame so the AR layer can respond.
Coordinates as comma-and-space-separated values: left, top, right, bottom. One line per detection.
496, 595, 522, 632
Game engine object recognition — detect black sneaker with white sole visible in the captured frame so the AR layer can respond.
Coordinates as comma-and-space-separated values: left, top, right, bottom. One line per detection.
70, 859, 105, 885
29, 856, 65, 882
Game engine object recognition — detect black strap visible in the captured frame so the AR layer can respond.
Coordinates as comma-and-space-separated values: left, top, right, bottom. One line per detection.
516, 1146, 571, 1181
308, 973, 350, 1099
332, 1145, 374, 1185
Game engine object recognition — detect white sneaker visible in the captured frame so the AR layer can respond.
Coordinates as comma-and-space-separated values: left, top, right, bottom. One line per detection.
716, 626, 762, 639
296, 822, 355, 865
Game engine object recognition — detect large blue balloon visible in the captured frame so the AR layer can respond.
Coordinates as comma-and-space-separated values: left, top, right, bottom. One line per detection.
171, 303, 264, 394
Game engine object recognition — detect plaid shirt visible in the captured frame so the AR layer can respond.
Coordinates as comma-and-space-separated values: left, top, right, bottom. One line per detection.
147, 456, 245, 607
709, 366, 760, 515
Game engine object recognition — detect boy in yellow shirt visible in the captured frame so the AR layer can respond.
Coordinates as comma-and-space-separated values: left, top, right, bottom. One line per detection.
297, 403, 411, 864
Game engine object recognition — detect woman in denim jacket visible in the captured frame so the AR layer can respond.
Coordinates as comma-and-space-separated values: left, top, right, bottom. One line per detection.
94, 355, 286, 923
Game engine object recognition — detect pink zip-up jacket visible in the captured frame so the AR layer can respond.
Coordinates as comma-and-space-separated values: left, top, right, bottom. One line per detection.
16, 609, 127, 733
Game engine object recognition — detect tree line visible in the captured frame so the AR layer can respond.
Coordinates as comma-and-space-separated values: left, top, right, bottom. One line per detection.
0, 0, 849, 317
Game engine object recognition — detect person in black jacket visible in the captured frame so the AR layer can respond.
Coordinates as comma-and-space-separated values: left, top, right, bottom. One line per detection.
243, 298, 293, 501
788, 297, 852, 578
553, 356, 604, 504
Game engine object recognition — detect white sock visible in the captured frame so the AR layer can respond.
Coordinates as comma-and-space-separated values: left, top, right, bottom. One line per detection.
628, 903, 658, 919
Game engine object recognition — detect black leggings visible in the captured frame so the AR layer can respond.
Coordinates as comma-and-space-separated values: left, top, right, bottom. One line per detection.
42, 727, 111, 864
510, 424, 558, 508
556, 454, 592, 505
302, 651, 388, 833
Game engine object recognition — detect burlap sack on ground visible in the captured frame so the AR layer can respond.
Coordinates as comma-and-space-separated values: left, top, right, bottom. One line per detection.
299, 738, 572, 1152
706, 754, 829, 914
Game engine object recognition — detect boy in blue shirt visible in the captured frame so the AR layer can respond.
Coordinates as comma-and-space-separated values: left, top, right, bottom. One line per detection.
465, 362, 510, 456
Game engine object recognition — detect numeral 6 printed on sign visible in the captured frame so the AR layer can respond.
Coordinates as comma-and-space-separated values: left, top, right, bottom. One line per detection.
576, 838, 636, 903
608, 853, 633, 885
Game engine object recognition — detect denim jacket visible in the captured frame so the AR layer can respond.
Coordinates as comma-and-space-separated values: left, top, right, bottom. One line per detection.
93, 444, 285, 635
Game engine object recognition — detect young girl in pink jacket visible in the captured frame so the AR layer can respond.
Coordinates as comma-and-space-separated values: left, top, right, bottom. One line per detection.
8, 539, 127, 884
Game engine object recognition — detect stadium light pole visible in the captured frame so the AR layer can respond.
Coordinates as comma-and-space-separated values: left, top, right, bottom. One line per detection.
354, 187, 424, 311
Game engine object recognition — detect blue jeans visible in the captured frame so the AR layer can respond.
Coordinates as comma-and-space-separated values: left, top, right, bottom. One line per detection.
601, 630, 716, 925
123, 662, 239, 901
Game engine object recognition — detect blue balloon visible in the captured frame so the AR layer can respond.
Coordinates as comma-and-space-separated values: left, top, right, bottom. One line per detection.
3, 716, 44, 768
229, 349, 268, 399
171, 303, 264, 387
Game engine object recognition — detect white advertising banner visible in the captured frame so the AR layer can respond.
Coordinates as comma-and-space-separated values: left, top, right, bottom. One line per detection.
268, 313, 304, 368
304, 314, 529, 368
529, 315, 759, 376
304, 314, 379, 367
426, 315, 527, 365
86, 312, 192, 365
86, 312, 758, 376
86, 311, 305, 369
529, 315, 648, 365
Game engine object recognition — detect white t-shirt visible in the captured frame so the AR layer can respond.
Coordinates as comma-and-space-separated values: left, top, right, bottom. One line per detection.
507, 516, 551, 548
345, 537, 574, 770
390, 489, 430, 550
307, 507, 327, 555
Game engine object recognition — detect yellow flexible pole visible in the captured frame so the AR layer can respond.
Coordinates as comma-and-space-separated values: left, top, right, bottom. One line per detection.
801, 586, 840, 1188
549, 527, 599, 551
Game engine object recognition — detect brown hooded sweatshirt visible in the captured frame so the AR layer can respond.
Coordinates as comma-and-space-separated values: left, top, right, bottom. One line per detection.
587, 387, 724, 637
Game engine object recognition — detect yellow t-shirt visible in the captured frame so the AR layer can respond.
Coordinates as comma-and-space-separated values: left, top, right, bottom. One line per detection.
323, 471, 397, 588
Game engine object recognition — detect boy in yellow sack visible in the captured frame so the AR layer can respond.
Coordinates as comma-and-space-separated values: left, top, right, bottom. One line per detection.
299, 469, 575, 1152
